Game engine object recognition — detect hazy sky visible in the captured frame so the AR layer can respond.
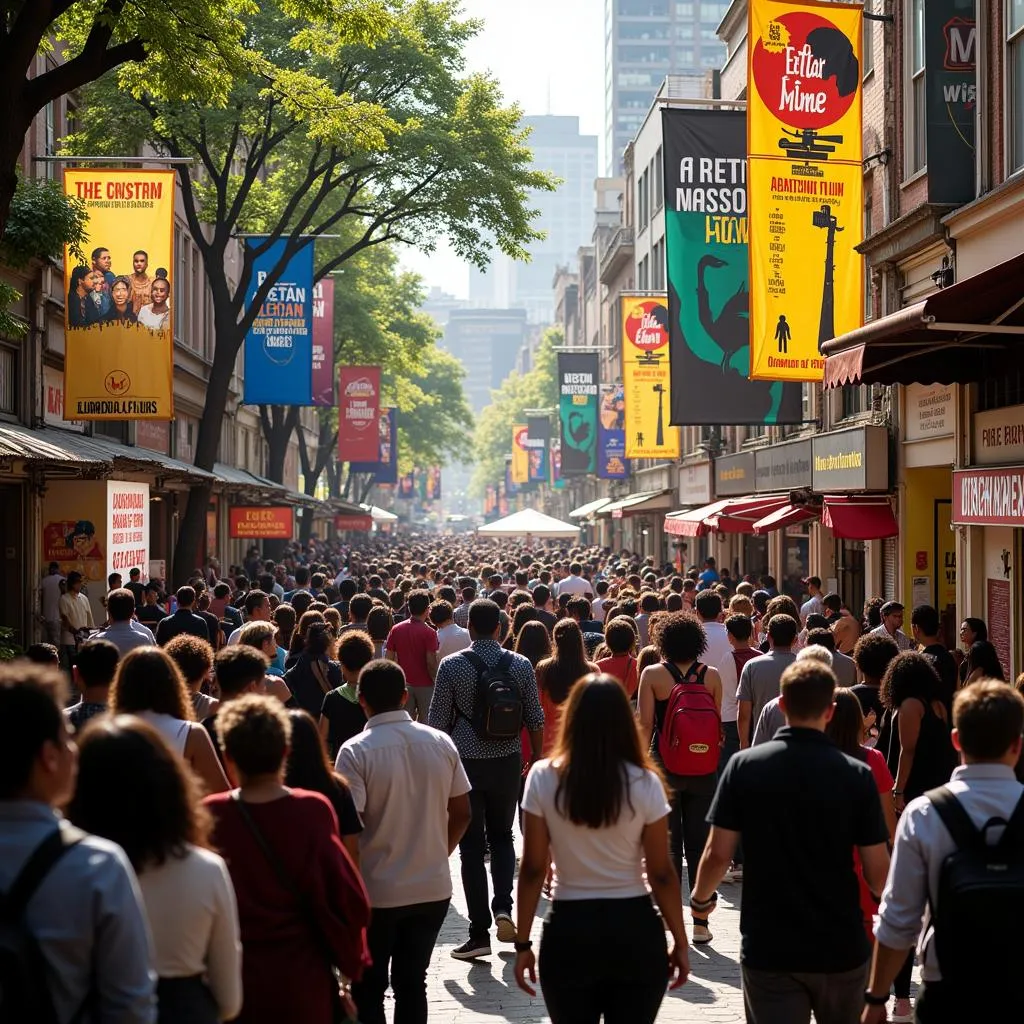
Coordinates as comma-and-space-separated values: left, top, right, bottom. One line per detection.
400, 0, 604, 299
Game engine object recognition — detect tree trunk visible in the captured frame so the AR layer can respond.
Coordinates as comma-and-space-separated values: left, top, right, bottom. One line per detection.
0, 107, 31, 242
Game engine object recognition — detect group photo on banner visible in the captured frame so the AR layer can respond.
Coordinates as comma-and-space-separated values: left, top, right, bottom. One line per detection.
621, 295, 680, 459
557, 352, 599, 476
747, 0, 864, 382
661, 108, 803, 425
63, 169, 176, 420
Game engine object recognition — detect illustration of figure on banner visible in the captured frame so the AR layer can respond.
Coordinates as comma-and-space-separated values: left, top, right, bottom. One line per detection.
775, 314, 792, 353
600, 382, 625, 431
698, 255, 748, 371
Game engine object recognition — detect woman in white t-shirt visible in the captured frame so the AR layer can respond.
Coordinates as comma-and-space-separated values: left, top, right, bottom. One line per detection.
514, 673, 690, 1022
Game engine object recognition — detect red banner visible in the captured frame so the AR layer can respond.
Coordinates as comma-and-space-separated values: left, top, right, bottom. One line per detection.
953, 466, 1024, 525
229, 506, 294, 540
311, 279, 335, 407
334, 514, 373, 531
338, 366, 380, 463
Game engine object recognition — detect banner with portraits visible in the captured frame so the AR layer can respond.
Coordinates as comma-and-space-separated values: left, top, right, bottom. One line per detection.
621, 295, 680, 459
557, 352, 599, 477
511, 424, 530, 485
747, 0, 863, 381
63, 169, 175, 419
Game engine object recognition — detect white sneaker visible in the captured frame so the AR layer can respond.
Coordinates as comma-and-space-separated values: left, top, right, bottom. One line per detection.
494, 913, 517, 943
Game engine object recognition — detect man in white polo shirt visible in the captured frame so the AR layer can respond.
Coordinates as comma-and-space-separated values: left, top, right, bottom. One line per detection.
337, 660, 471, 1024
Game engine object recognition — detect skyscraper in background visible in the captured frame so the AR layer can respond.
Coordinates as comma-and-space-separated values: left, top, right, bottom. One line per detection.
605, 0, 728, 172
469, 115, 599, 324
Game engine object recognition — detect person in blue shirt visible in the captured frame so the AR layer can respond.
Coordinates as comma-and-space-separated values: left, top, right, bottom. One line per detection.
698, 557, 721, 590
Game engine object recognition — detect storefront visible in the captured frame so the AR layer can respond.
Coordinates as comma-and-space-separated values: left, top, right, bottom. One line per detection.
674, 461, 713, 570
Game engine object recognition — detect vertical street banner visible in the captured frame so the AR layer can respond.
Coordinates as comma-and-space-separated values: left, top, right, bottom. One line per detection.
511, 424, 530, 485
550, 438, 564, 490
63, 169, 175, 420
526, 416, 551, 484
337, 366, 380, 463
661, 109, 804, 424
311, 278, 335, 406
598, 382, 630, 479
106, 481, 150, 581
505, 456, 519, 497
558, 352, 599, 476
425, 466, 442, 501
621, 295, 681, 459
243, 239, 315, 403
747, 0, 863, 381
397, 470, 417, 499
350, 406, 396, 482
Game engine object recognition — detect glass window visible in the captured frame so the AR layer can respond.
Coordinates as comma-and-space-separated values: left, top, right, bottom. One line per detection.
1011, 0, 1024, 170
910, 0, 926, 172
0, 345, 16, 415
864, 1, 875, 75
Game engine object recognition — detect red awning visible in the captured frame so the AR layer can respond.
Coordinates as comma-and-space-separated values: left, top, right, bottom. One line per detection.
665, 495, 790, 536
752, 503, 820, 534
821, 496, 898, 540
664, 499, 733, 537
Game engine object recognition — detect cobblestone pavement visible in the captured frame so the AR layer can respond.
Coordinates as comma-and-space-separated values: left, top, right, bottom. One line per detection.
392, 847, 747, 1023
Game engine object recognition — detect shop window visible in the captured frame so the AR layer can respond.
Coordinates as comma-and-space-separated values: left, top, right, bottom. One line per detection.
842, 383, 868, 418
1010, 0, 1024, 171
864, 0, 875, 77
977, 366, 1024, 411
907, 0, 927, 175
0, 345, 16, 415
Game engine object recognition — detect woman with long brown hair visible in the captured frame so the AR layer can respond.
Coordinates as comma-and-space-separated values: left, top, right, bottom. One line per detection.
535, 619, 599, 757
514, 674, 689, 1021
285, 609, 326, 670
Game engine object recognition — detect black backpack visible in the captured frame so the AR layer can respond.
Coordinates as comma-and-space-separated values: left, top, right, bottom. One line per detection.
927, 785, 1024, 1012
0, 825, 85, 1024
460, 650, 524, 741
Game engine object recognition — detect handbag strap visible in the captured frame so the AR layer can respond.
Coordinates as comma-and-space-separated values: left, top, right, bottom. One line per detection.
311, 658, 333, 695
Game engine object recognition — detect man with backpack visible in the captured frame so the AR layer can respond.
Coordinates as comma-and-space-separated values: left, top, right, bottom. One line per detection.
863, 680, 1024, 1023
0, 661, 156, 1022
428, 598, 545, 961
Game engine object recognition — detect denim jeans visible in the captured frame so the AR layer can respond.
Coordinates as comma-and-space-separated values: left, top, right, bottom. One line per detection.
351, 899, 450, 1024
458, 753, 521, 941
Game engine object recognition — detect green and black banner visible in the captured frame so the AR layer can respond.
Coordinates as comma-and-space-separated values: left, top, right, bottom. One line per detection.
661, 107, 802, 425
558, 351, 599, 477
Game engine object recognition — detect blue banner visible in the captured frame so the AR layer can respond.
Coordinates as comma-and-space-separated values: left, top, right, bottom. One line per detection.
350, 408, 397, 483
243, 239, 315, 405
598, 427, 630, 480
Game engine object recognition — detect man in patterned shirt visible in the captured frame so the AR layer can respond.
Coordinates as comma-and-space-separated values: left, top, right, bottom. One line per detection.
429, 598, 544, 961
869, 600, 916, 652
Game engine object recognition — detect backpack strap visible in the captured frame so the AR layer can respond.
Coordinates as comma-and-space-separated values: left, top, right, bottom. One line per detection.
1, 824, 84, 922
452, 649, 489, 727
926, 786, 983, 851
997, 793, 1024, 850
662, 660, 706, 686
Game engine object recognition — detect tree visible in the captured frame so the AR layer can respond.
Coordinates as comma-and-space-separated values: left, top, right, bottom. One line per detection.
470, 325, 561, 496
67, 0, 552, 583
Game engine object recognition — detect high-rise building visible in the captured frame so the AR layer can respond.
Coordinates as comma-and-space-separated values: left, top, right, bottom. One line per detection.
441, 309, 529, 415
469, 115, 598, 325
605, 0, 728, 173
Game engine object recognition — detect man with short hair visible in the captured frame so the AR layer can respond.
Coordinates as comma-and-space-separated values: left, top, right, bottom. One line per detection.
64, 638, 120, 730
155, 586, 211, 646
226, 589, 271, 645
338, 660, 472, 1024
428, 599, 544, 960
338, 593, 373, 636
870, 600, 915, 652
693, 660, 890, 1024
136, 583, 167, 628
386, 591, 440, 721
737, 614, 799, 749
125, 567, 146, 610
0, 662, 156, 1022
911, 604, 958, 716
634, 591, 661, 648
430, 600, 471, 659
453, 586, 476, 629
591, 578, 611, 622
94, 588, 156, 654
698, 556, 720, 590
40, 561, 65, 646
805, 626, 857, 687
58, 570, 94, 670
530, 584, 558, 634
203, 645, 271, 762
555, 562, 591, 598
129, 248, 152, 313
721, 613, 759, 767
565, 596, 604, 656
800, 576, 825, 624
283, 566, 311, 602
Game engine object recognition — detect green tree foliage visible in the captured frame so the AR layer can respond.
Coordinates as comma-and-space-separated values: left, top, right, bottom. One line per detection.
470, 325, 561, 496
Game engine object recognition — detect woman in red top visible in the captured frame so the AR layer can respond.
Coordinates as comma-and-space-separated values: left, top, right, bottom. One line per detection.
204, 694, 370, 1024
535, 620, 599, 757
597, 616, 640, 698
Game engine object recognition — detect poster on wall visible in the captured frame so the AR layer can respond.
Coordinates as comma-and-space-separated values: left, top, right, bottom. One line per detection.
337, 366, 381, 463
43, 518, 104, 584
243, 239, 315, 404
526, 415, 551, 484
661, 107, 803, 424
621, 295, 680, 459
62, 169, 175, 419
747, 0, 864, 381
511, 424, 530, 485
598, 382, 629, 480
311, 278, 335, 406
557, 352, 599, 476
106, 482, 150, 581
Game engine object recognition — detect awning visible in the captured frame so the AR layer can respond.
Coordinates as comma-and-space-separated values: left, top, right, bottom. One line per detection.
706, 495, 790, 533
0, 423, 215, 481
569, 497, 612, 519
821, 495, 898, 539
752, 503, 821, 534
213, 463, 287, 493
601, 489, 674, 519
665, 499, 734, 537
822, 251, 1024, 387
361, 503, 398, 522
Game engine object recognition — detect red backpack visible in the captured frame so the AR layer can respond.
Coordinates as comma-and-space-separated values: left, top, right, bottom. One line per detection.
657, 661, 721, 776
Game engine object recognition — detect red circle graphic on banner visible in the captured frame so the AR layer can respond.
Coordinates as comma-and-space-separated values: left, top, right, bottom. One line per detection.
751, 12, 859, 130
624, 300, 669, 352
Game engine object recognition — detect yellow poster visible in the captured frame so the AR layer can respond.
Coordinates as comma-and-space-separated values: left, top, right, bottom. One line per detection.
63, 169, 175, 419
511, 424, 530, 484
747, 0, 863, 382
621, 295, 680, 459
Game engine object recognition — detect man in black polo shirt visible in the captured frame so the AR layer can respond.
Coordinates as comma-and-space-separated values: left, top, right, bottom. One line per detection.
691, 659, 890, 1024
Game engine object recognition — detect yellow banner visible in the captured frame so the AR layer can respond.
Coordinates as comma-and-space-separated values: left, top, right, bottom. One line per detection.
747, 0, 863, 381
511, 423, 530, 484
621, 295, 680, 459
63, 169, 175, 419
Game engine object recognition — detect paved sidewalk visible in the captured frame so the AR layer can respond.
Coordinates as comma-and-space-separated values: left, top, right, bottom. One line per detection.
398, 851, 747, 1023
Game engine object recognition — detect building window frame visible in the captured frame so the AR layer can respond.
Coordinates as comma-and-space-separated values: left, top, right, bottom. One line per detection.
864, 0, 875, 77
1009, 0, 1024, 173
0, 343, 17, 417
906, 0, 927, 177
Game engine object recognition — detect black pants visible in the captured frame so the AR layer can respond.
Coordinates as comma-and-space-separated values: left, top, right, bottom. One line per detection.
666, 772, 717, 893
157, 976, 218, 1024
459, 754, 521, 941
741, 961, 869, 1024
539, 897, 668, 1024
894, 949, 913, 999
351, 899, 449, 1024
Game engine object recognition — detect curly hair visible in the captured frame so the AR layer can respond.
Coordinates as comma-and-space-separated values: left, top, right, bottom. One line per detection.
651, 611, 707, 664
853, 632, 899, 683
164, 634, 214, 685
880, 651, 943, 711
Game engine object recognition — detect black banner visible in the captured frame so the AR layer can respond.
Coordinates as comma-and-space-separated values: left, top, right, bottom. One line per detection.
557, 351, 599, 477
661, 108, 802, 425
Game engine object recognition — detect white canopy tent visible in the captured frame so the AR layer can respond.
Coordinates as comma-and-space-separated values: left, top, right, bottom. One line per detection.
477, 508, 580, 539
361, 503, 398, 523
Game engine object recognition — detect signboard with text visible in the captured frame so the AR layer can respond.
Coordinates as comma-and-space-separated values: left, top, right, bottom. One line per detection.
953, 466, 1024, 526
106, 481, 150, 581
229, 506, 294, 540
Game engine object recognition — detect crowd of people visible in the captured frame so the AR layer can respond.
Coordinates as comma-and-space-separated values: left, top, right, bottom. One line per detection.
4, 539, 1023, 1024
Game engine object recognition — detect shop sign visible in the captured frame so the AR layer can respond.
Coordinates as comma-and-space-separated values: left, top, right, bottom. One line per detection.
905, 383, 954, 441
973, 404, 1024, 466
812, 425, 889, 492
106, 481, 150, 581
334, 514, 372, 531
715, 451, 755, 496
953, 465, 1024, 525
42, 366, 85, 432
678, 462, 712, 505
754, 439, 812, 492
228, 506, 294, 539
